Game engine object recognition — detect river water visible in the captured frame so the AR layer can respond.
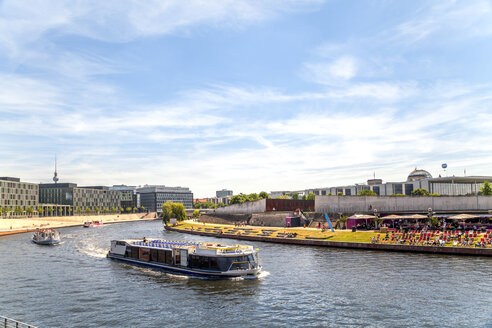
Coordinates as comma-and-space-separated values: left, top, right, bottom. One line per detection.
0, 220, 490, 328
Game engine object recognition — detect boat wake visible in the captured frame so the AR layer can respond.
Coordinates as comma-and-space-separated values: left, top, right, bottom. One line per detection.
76, 241, 108, 258
257, 271, 270, 280
165, 273, 190, 280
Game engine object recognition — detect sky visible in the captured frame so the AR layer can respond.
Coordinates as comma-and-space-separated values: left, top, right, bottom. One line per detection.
1, 0, 492, 197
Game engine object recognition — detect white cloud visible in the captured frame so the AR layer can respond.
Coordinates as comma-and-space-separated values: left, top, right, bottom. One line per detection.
0, 0, 324, 55
303, 55, 357, 85
393, 0, 492, 45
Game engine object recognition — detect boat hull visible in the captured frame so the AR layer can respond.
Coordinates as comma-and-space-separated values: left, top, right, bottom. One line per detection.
107, 253, 261, 278
32, 239, 61, 246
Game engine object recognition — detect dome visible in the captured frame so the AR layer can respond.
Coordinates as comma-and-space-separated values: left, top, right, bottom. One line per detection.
407, 168, 432, 181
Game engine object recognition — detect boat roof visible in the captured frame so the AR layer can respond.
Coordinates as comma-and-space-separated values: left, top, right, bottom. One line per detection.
116, 238, 255, 255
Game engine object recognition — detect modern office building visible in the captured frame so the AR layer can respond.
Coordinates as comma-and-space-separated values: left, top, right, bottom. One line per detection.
216, 189, 233, 198
39, 183, 121, 214
110, 185, 139, 210
137, 185, 193, 211
0, 177, 39, 216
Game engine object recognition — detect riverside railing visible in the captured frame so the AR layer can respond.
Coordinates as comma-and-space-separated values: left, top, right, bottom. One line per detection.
0, 315, 38, 328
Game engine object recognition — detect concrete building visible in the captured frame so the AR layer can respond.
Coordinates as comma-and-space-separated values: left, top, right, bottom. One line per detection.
39, 183, 121, 214
0, 177, 39, 216
137, 185, 193, 211
110, 185, 139, 210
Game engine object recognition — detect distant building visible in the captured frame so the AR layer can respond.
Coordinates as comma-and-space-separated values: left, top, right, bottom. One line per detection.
307, 169, 492, 196
137, 185, 193, 211
216, 189, 233, 198
39, 183, 121, 214
110, 185, 139, 210
0, 177, 39, 216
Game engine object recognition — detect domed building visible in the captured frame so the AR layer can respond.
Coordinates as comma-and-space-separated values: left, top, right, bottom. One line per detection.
407, 168, 432, 182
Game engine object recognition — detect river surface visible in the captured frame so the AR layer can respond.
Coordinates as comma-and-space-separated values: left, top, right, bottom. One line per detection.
0, 220, 491, 328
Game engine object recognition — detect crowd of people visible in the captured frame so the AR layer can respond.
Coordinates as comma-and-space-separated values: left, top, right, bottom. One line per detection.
370, 229, 492, 247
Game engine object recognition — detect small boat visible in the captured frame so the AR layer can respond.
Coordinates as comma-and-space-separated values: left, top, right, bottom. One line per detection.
107, 238, 262, 278
32, 228, 61, 245
83, 221, 103, 228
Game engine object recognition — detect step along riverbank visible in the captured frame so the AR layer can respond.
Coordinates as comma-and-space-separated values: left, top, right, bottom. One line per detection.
166, 222, 492, 257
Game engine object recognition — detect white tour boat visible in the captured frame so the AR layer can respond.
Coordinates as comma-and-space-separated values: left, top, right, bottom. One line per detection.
107, 238, 262, 278
32, 228, 61, 245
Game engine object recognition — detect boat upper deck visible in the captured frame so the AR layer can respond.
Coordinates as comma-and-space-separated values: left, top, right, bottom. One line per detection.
120, 239, 255, 256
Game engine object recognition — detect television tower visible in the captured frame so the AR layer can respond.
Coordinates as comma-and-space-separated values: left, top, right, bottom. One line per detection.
53, 156, 59, 183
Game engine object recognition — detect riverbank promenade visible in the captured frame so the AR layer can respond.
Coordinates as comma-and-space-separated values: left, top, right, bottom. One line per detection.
168, 220, 492, 256
0, 213, 157, 236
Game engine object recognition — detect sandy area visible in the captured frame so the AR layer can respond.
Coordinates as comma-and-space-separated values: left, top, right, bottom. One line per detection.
0, 213, 157, 234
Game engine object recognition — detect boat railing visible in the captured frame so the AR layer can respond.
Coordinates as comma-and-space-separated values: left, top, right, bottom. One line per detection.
0, 315, 38, 328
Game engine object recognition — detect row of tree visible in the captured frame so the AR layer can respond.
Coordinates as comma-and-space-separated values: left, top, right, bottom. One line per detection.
0, 205, 146, 217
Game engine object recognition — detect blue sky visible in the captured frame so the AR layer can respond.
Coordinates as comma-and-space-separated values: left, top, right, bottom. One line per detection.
1, 0, 492, 197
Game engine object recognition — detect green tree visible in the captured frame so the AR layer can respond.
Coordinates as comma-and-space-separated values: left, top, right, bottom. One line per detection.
411, 188, 430, 196
119, 207, 124, 213
481, 181, 492, 196
15, 206, 23, 215
358, 189, 377, 196
429, 216, 439, 227
77, 206, 82, 215
103, 207, 109, 214
58, 207, 63, 216
248, 193, 260, 201
140, 206, 146, 212
126, 207, 132, 213
0, 207, 3, 217
194, 201, 216, 209
37, 206, 44, 217
337, 192, 343, 196
301, 195, 307, 200
307, 192, 316, 200
133, 207, 138, 213
259, 191, 271, 199
292, 193, 299, 200
68, 207, 73, 215
171, 203, 187, 221
94, 206, 100, 214
328, 193, 333, 196
111, 206, 116, 213
85, 207, 91, 215
277, 195, 290, 199
193, 209, 200, 217
161, 201, 173, 222
48, 206, 54, 216
26, 207, 34, 217
216, 202, 225, 208
229, 193, 248, 205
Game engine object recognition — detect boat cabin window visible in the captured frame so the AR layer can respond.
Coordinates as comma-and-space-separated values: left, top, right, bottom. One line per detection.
116, 241, 126, 246
150, 249, 158, 262
157, 250, 172, 264
130, 247, 139, 259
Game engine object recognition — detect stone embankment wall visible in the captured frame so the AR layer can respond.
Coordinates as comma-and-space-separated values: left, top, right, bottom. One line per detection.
198, 213, 251, 225
315, 195, 492, 214
250, 212, 293, 227
212, 199, 266, 214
